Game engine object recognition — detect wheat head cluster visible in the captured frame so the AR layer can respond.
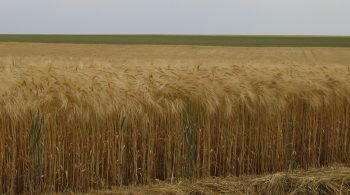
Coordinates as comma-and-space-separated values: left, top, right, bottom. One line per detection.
0, 44, 350, 193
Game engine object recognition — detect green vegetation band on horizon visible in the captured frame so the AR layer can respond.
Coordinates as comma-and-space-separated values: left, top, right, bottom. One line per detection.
1, 34, 350, 47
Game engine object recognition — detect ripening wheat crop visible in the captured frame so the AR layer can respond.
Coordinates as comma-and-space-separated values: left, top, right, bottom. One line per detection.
0, 44, 350, 193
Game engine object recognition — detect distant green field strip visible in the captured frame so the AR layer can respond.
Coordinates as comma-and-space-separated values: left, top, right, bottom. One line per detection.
0, 35, 350, 47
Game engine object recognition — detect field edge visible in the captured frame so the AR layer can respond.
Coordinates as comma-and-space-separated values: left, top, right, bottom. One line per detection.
76, 165, 350, 194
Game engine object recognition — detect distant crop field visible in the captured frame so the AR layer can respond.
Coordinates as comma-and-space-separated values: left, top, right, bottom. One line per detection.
0, 43, 350, 193
1, 35, 350, 47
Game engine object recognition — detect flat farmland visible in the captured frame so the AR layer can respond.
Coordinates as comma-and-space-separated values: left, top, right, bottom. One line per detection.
1, 35, 350, 47
0, 43, 350, 193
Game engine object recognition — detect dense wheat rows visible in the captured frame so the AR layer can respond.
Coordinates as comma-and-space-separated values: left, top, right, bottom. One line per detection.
0, 44, 350, 193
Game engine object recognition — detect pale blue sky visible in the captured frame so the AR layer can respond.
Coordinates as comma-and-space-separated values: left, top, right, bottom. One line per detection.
1, 0, 350, 35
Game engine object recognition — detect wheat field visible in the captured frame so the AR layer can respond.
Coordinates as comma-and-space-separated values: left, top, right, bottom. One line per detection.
0, 43, 350, 193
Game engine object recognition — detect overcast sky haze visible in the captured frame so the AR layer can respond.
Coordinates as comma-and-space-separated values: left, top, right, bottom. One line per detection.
1, 0, 350, 35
